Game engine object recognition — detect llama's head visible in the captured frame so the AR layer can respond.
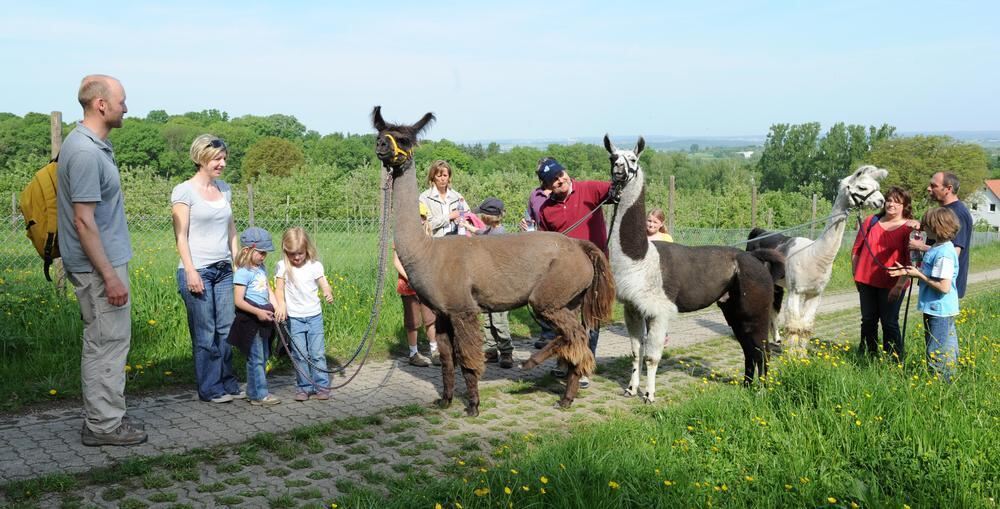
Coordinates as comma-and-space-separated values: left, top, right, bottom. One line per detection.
371, 106, 435, 172
603, 134, 645, 203
841, 165, 888, 210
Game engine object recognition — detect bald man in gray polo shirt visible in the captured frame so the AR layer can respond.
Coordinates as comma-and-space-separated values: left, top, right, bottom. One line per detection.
57, 74, 146, 446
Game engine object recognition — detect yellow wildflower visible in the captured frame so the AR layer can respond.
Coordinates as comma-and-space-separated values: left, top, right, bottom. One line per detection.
608, 481, 620, 489
540, 476, 548, 484
49, 389, 57, 395
504, 486, 512, 495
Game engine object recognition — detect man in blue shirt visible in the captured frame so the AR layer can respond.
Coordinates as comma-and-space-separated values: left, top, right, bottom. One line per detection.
909, 172, 974, 298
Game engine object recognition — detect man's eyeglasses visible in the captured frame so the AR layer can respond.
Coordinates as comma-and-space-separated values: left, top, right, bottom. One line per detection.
208, 139, 227, 150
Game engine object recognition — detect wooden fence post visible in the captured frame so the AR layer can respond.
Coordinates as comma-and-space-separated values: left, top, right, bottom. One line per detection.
247, 184, 255, 227
810, 193, 817, 237
668, 175, 676, 235
11, 192, 16, 227
750, 177, 757, 228
50, 111, 62, 159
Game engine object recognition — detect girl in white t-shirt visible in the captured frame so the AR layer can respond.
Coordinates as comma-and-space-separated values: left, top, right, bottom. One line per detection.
274, 228, 334, 401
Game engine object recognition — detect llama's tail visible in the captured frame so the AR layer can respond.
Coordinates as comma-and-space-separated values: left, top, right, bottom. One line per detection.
580, 241, 616, 331
750, 248, 786, 285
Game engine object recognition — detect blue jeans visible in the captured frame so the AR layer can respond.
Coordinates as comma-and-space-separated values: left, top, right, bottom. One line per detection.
923, 314, 959, 382
288, 314, 330, 393
177, 262, 240, 401
856, 283, 905, 359
589, 328, 599, 357
246, 331, 271, 400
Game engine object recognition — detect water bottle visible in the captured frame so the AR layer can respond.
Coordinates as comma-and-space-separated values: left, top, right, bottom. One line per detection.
524, 208, 536, 231
456, 200, 467, 236
909, 230, 925, 266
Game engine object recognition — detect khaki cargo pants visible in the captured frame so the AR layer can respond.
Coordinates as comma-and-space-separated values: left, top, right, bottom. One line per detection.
68, 264, 131, 434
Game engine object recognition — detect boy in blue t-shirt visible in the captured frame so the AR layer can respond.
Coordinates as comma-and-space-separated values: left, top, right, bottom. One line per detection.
889, 207, 961, 382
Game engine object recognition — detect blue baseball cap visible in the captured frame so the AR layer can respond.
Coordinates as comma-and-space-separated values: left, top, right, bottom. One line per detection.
536, 157, 565, 186
239, 227, 275, 252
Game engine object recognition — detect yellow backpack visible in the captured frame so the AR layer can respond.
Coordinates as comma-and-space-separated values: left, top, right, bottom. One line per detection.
19, 157, 60, 281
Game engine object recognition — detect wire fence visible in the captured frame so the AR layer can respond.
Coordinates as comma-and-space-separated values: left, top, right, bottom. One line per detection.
3, 213, 998, 290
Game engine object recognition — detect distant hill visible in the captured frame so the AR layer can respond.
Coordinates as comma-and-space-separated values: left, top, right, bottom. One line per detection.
460, 130, 1000, 151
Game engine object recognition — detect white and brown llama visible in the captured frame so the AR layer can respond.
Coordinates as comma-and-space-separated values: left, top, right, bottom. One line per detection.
603, 135, 785, 402
747, 165, 887, 356
372, 107, 615, 416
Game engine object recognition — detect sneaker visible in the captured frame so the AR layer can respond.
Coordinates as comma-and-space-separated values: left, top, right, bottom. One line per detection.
210, 393, 234, 404
231, 390, 247, 400
313, 390, 330, 401
409, 352, 431, 367
294, 392, 309, 402
499, 352, 514, 369
549, 368, 568, 379
485, 351, 500, 363
250, 394, 281, 406
81, 420, 148, 447
430, 350, 441, 366
579, 376, 591, 389
534, 338, 550, 349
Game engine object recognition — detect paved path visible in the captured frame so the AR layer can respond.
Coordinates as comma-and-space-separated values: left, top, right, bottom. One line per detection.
2, 269, 998, 486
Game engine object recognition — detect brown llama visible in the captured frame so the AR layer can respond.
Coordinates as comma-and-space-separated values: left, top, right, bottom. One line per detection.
372, 107, 615, 416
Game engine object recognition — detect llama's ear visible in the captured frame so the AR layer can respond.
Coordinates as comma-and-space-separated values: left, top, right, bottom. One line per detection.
603, 134, 617, 154
413, 113, 436, 137
635, 136, 645, 157
873, 167, 888, 180
372, 106, 386, 132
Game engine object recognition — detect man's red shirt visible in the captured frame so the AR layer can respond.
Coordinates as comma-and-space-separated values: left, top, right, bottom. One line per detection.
538, 179, 611, 252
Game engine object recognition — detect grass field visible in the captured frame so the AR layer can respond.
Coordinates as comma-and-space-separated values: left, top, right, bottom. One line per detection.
3, 282, 997, 508
1, 222, 997, 413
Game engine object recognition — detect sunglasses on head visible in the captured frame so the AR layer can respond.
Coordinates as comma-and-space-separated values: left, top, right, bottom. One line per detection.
208, 139, 227, 150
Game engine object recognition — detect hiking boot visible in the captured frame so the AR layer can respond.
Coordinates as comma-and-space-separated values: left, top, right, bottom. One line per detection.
579, 376, 591, 389
499, 352, 514, 369
485, 351, 500, 363
409, 352, 431, 367
549, 368, 568, 379
430, 350, 441, 366
210, 393, 234, 404
534, 338, 550, 349
294, 391, 309, 402
250, 394, 281, 406
313, 390, 330, 401
81, 420, 148, 447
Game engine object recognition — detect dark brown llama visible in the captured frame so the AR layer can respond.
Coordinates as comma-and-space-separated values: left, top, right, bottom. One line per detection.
372, 107, 615, 416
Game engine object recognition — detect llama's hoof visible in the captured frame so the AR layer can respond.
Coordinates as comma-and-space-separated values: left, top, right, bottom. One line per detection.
555, 399, 573, 409
623, 387, 637, 397
434, 398, 452, 409
641, 393, 656, 404
521, 358, 538, 370
465, 405, 479, 417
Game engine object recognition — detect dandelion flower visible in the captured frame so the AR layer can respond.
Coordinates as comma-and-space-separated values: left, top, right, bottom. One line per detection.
540, 476, 548, 484
135, 364, 143, 370
435, 504, 442, 509
473, 487, 489, 497
608, 481, 620, 489
504, 486, 512, 495
49, 389, 57, 395
165, 371, 173, 376
510, 469, 518, 475
147, 319, 156, 326
828, 497, 837, 504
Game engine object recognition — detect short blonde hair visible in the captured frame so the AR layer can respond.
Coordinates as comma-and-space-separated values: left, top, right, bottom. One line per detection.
234, 246, 259, 269
189, 134, 228, 168
426, 160, 452, 186
77, 74, 116, 110
479, 213, 502, 227
921, 207, 960, 242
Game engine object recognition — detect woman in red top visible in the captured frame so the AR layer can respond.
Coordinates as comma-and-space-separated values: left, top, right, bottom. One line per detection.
851, 186, 917, 359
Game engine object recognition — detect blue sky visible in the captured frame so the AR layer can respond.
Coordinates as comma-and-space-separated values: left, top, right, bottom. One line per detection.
1, 1, 997, 141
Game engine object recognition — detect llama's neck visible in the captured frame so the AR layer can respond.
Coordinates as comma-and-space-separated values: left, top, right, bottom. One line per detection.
390, 160, 432, 260
612, 167, 650, 262
808, 190, 851, 265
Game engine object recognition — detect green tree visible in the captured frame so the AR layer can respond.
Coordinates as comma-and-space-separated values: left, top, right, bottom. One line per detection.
242, 137, 305, 180
109, 119, 169, 174
866, 135, 988, 202
232, 114, 306, 140
145, 110, 169, 123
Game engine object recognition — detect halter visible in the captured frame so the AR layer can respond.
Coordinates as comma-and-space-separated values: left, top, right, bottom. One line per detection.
384, 133, 413, 166
607, 152, 640, 204
848, 187, 880, 208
